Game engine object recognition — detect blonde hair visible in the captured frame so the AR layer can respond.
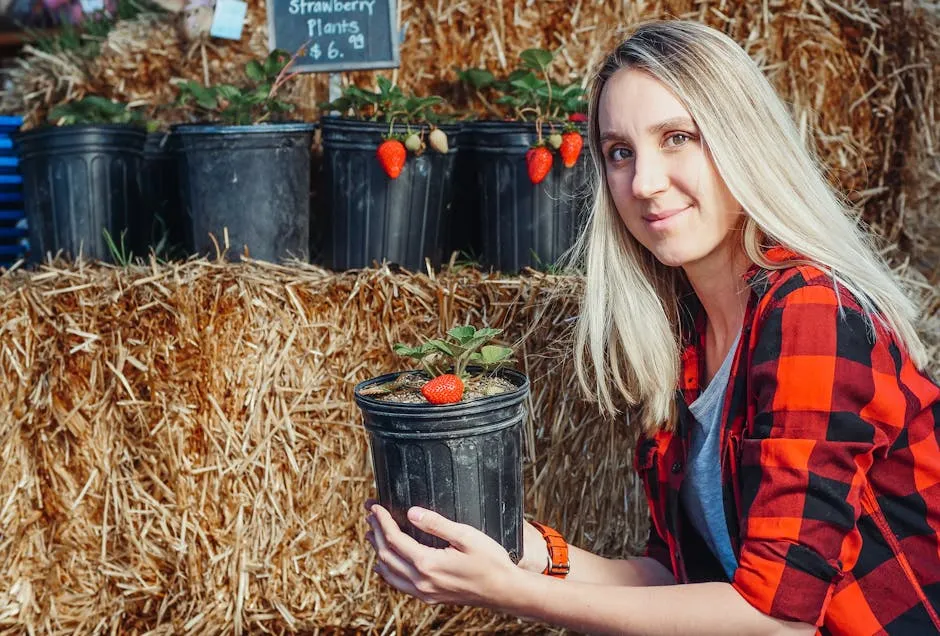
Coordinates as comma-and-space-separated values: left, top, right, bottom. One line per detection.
570, 20, 927, 432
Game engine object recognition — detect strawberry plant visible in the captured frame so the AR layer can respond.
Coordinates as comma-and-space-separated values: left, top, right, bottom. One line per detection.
457, 48, 587, 123
174, 49, 299, 125
393, 325, 513, 380
48, 96, 152, 127
320, 77, 447, 124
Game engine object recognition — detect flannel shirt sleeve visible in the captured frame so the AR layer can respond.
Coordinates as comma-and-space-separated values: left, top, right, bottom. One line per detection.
731, 282, 905, 625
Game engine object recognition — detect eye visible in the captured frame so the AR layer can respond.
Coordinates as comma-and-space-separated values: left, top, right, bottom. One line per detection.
607, 146, 633, 162
665, 132, 692, 147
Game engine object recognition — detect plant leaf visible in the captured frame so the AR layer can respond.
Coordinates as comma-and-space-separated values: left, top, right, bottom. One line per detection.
480, 345, 512, 365
520, 48, 554, 71
446, 325, 476, 343
457, 68, 494, 89
245, 60, 264, 82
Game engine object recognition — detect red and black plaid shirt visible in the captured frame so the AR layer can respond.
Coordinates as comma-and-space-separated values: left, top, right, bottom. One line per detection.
636, 248, 940, 635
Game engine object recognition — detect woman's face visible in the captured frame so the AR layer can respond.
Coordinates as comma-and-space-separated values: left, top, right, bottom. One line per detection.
597, 68, 743, 270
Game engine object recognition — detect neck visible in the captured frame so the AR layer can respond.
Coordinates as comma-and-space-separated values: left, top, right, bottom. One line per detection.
683, 243, 750, 349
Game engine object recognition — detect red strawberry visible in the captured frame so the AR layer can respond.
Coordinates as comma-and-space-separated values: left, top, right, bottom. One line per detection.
526, 146, 553, 184
377, 139, 406, 179
568, 113, 588, 123
559, 131, 583, 168
421, 374, 464, 404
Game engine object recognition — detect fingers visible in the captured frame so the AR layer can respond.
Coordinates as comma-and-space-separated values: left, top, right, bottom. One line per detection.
407, 507, 470, 551
363, 497, 377, 512
366, 513, 420, 582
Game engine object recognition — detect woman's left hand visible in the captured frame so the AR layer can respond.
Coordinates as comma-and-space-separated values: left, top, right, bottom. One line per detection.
364, 499, 523, 608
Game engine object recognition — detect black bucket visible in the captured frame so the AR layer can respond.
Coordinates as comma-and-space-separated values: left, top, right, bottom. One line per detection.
354, 368, 529, 563
320, 117, 460, 271
446, 122, 483, 263
143, 132, 183, 258
15, 124, 147, 263
467, 121, 591, 272
174, 122, 315, 262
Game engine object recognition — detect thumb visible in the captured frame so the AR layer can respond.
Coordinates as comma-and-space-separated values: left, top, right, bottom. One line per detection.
408, 507, 470, 550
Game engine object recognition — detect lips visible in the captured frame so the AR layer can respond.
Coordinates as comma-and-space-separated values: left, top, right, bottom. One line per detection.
643, 205, 690, 222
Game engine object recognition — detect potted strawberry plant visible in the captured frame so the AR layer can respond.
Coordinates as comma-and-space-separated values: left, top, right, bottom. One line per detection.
457, 49, 589, 272
318, 78, 459, 271
354, 325, 528, 562
172, 49, 315, 263
14, 96, 152, 264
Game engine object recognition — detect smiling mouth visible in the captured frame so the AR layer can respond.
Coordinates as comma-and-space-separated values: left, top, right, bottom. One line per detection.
643, 205, 690, 223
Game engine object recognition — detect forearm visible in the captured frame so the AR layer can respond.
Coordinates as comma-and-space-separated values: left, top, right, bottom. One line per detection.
499, 574, 814, 636
520, 522, 674, 586
566, 545, 675, 586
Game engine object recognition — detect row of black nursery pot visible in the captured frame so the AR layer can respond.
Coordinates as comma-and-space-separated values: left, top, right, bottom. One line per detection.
14, 122, 315, 264
14, 118, 590, 271
320, 116, 591, 272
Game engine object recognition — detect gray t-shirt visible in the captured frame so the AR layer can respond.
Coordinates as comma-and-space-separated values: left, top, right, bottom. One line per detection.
680, 332, 741, 580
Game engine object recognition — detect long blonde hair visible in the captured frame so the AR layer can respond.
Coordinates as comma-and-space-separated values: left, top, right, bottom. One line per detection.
570, 20, 927, 432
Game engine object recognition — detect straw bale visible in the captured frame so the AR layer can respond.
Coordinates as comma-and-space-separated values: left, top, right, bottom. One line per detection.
0, 259, 646, 634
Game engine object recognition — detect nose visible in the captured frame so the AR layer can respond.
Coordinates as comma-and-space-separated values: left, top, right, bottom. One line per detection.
631, 152, 669, 199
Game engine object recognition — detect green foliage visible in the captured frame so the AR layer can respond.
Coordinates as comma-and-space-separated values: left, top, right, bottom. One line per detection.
175, 50, 298, 126
102, 228, 132, 267
457, 48, 587, 122
48, 96, 147, 126
320, 76, 446, 123
27, 0, 162, 59
393, 325, 514, 379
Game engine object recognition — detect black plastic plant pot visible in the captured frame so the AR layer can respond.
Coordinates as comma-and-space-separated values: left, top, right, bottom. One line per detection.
143, 132, 183, 257
14, 124, 147, 263
320, 117, 460, 271
354, 368, 529, 563
174, 122, 315, 262
466, 121, 591, 272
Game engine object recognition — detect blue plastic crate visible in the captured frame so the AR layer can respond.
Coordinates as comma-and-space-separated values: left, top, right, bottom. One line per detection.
0, 175, 22, 185
0, 225, 25, 240
0, 192, 23, 203
0, 210, 24, 222
0, 116, 23, 133
0, 156, 18, 169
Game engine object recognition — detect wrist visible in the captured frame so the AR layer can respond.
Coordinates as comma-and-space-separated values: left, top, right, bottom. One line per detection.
519, 521, 550, 573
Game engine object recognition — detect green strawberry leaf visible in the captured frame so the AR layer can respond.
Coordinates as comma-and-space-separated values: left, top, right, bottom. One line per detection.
480, 345, 512, 365
520, 48, 554, 72
447, 325, 476, 343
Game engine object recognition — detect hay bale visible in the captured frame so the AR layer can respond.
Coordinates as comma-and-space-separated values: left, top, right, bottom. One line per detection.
0, 259, 645, 634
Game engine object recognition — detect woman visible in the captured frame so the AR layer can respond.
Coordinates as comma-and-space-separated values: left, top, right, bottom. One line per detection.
364, 20, 940, 635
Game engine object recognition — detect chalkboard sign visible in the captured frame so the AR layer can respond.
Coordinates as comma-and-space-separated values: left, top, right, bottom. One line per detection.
266, 0, 399, 73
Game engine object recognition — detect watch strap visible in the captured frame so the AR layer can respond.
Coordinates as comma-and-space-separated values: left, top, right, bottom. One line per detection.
530, 520, 570, 578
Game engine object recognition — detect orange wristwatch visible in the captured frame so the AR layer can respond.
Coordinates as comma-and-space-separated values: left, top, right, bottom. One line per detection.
530, 521, 570, 578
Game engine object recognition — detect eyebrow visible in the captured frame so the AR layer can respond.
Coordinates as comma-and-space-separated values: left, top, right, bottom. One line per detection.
599, 116, 696, 143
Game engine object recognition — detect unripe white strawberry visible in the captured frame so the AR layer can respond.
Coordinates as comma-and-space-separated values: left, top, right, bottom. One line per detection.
404, 133, 422, 152
547, 133, 563, 150
429, 128, 449, 154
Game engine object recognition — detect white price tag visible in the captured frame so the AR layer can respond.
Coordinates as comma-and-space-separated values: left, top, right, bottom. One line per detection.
210, 0, 248, 40
79, 0, 105, 13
